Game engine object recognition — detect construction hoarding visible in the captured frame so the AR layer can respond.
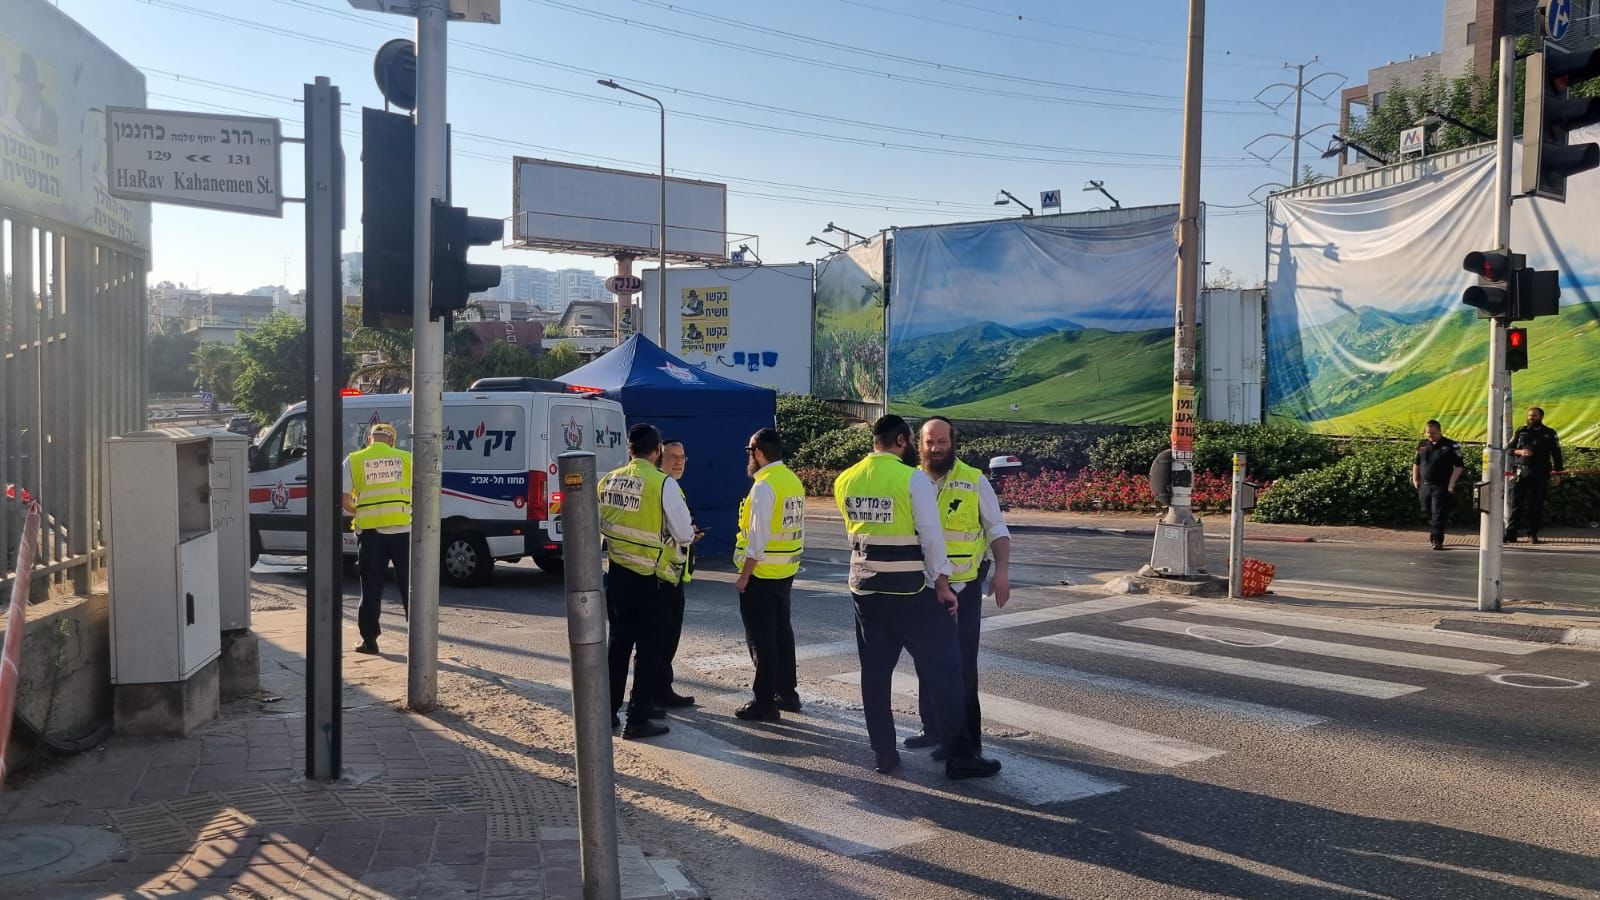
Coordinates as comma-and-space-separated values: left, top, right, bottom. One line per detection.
812, 235, 886, 404
640, 263, 813, 394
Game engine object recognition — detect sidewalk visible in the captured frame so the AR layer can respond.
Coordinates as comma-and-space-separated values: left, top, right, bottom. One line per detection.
805, 497, 1600, 546
0, 604, 705, 899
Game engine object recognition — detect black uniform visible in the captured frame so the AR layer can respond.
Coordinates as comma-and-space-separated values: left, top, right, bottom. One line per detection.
1507, 422, 1563, 542
1415, 437, 1464, 547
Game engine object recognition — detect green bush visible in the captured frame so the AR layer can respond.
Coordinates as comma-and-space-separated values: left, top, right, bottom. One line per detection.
792, 426, 874, 471
1542, 447, 1600, 527
1088, 422, 1338, 480
793, 467, 838, 497
1252, 440, 1479, 526
775, 394, 847, 460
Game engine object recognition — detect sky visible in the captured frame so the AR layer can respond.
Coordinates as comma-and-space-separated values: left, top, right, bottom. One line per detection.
50, 0, 1446, 294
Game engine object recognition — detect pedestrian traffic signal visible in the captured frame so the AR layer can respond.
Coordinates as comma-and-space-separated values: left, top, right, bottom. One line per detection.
1506, 327, 1529, 371
1461, 250, 1523, 318
1514, 267, 1562, 319
1521, 42, 1600, 202
429, 200, 503, 319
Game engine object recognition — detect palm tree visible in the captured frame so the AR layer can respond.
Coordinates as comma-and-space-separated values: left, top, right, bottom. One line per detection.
191, 341, 242, 404
347, 327, 415, 394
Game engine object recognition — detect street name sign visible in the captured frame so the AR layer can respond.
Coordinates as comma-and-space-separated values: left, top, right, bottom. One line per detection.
106, 107, 284, 217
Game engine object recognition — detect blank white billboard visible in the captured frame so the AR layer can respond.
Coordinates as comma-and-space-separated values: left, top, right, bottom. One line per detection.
511, 157, 727, 260
640, 264, 814, 394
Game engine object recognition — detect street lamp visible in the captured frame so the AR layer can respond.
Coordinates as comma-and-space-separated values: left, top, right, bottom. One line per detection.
1321, 133, 1390, 166
994, 189, 1034, 216
823, 221, 864, 245
598, 78, 667, 345
1083, 179, 1122, 209
1415, 107, 1494, 142
806, 236, 844, 251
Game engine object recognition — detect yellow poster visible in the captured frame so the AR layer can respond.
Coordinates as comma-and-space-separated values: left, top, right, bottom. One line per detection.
680, 285, 730, 356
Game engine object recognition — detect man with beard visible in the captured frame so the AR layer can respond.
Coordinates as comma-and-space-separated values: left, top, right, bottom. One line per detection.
902, 416, 1011, 759
655, 439, 700, 709
1506, 406, 1563, 544
731, 428, 806, 721
833, 415, 1001, 780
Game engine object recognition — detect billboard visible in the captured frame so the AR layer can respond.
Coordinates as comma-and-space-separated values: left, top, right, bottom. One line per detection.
0, 0, 149, 246
511, 157, 727, 261
1267, 137, 1600, 445
640, 263, 814, 394
812, 235, 886, 403
888, 207, 1181, 424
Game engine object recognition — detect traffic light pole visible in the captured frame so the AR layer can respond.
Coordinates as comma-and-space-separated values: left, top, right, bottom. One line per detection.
1478, 35, 1515, 614
1145, 0, 1208, 579
409, 0, 448, 709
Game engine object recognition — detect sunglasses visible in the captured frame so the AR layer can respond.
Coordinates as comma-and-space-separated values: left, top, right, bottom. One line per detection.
745, 447, 758, 454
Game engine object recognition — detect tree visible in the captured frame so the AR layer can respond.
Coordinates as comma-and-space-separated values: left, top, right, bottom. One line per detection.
348, 327, 415, 394
191, 341, 242, 404
1204, 265, 1242, 291
232, 313, 352, 424
147, 323, 200, 395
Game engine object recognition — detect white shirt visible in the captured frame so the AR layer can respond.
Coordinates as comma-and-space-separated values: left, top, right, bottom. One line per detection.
660, 473, 695, 545
889, 454, 954, 587
740, 462, 780, 561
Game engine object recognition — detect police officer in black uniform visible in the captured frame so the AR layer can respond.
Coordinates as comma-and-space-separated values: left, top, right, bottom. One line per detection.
1506, 406, 1563, 544
1412, 419, 1464, 551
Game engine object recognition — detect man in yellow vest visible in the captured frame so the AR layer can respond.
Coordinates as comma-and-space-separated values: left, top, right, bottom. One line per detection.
833, 415, 1001, 779
655, 439, 700, 710
903, 416, 1011, 758
732, 427, 806, 721
341, 422, 411, 656
598, 424, 695, 740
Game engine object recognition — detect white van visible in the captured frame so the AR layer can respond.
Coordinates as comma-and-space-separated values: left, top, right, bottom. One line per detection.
247, 388, 628, 585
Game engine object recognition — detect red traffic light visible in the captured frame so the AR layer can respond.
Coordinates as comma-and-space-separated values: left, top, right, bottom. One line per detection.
1463, 250, 1515, 281
1508, 328, 1525, 348
1507, 327, 1529, 371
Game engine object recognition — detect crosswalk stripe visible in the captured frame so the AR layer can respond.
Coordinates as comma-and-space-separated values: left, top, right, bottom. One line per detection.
698, 689, 1126, 807
1177, 603, 1547, 655
1033, 633, 1425, 699
688, 640, 857, 672
831, 671, 1224, 767
980, 595, 1162, 633
1122, 618, 1504, 675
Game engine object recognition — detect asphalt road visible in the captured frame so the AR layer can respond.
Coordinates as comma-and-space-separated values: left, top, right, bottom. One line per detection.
258, 527, 1600, 899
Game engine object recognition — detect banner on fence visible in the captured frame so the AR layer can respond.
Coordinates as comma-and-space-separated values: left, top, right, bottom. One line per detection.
812, 236, 886, 404
887, 207, 1180, 424
1267, 134, 1600, 445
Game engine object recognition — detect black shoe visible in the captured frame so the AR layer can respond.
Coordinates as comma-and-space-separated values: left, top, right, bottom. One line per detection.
1504, 531, 1518, 543
354, 640, 380, 655
734, 702, 780, 722
1431, 541, 1444, 551
621, 719, 669, 740
873, 752, 901, 775
902, 731, 938, 749
1531, 534, 1544, 545
774, 694, 803, 713
660, 692, 697, 708
946, 755, 1002, 780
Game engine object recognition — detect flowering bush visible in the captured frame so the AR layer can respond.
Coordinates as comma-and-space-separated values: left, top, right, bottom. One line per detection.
994, 468, 1244, 514
794, 467, 841, 497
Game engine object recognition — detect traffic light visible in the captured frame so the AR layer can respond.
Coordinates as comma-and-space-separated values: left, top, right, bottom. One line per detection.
1461, 250, 1523, 318
1514, 267, 1562, 319
1521, 42, 1600, 202
429, 200, 503, 318
362, 107, 415, 328
1506, 327, 1529, 371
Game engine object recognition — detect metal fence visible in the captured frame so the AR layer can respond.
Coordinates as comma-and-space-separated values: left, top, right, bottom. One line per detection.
2, 207, 147, 599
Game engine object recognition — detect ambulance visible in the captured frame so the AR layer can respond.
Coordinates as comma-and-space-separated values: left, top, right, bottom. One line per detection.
246, 385, 628, 586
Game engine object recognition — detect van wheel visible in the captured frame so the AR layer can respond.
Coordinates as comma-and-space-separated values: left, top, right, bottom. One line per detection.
442, 531, 493, 587
532, 555, 564, 575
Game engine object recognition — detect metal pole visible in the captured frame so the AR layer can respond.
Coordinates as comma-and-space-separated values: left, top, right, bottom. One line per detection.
1478, 35, 1515, 614
557, 451, 621, 900
304, 76, 344, 781
1290, 63, 1305, 187
1228, 452, 1246, 599
1146, 0, 1207, 578
658, 101, 667, 347
409, 0, 448, 709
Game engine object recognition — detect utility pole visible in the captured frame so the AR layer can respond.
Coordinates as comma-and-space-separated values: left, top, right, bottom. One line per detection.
1247, 58, 1345, 185
1144, 0, 1209, 580
1478, 35, 1516, 613
409, 0, 449, 711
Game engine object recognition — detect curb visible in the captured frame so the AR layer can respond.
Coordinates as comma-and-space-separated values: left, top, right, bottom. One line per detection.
807, 513, 1317, 543
1435, 618, 1600, 649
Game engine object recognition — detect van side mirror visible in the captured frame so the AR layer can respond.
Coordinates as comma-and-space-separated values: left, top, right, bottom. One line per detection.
247, 445, 261, 471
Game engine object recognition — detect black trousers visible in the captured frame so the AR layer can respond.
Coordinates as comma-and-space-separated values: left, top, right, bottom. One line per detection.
1507, 472, 1550, 537
1420, 484, 1453, 544
608, 565, 667, 716
915, 562, 987, 752
853, 587, 972, 761
739, 575, 797, 705
657, 581, 687, 700
357, 530, 409, 642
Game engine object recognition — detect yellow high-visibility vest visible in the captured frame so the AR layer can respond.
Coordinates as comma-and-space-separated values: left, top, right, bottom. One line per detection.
938, 459, 988, 584
833, 453, 924, 595
735, 463, 806, 580
347, 443, 412, 531
597, 458, 681, 584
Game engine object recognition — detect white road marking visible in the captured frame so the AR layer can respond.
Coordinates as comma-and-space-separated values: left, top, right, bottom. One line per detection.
1034, 633, 1425, 699
980, 595, 1163, 633
688, 640, 857, 672
831, 672, 1224, 767
1178, 602, 1548, 655
1487, 673, 1590, 690
1122, 618, 1505, 676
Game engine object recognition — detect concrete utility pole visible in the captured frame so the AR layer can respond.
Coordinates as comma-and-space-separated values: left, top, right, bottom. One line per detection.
1247, 58, 1344, 185
1146, 0, 1208, 579
1478, 35, 1516, 613
409, 0, 449, 711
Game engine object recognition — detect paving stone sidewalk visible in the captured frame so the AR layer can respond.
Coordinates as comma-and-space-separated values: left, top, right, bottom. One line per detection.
0, 607, 703, 899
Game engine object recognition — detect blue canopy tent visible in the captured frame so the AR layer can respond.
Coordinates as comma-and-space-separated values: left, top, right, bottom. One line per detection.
559, 335, 776, 557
